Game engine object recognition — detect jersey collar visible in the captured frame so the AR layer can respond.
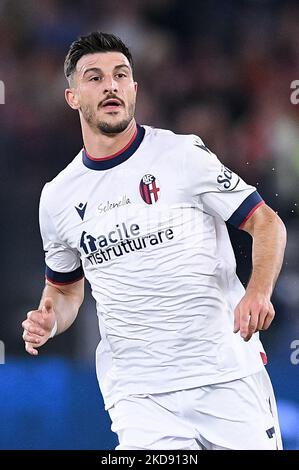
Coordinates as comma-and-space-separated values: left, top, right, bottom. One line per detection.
82, 124, 145, 170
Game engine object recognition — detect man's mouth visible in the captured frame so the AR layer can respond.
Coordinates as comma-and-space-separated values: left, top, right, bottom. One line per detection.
101, 98, 123, 110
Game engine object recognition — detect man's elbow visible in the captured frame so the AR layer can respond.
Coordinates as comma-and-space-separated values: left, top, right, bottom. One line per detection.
274, 210, 287, 231
274, 212, 287, 245
266, 207, 287, 243
242, 203, 287, 241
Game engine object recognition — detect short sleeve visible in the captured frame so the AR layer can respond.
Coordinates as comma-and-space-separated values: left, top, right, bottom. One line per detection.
184, 135, 264, 228
39, 185, 84, 284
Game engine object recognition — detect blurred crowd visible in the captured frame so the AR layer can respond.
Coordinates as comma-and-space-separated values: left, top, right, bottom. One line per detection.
1, 0, 299, 361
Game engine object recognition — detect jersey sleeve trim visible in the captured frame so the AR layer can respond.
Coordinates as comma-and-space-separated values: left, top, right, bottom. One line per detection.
227, 191, 264, 228
45, 265, 84, 285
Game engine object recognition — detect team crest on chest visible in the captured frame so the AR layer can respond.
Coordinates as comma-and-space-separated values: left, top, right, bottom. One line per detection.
139, 174, 160, 204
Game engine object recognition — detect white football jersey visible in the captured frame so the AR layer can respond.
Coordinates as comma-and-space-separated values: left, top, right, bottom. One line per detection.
40, 125, 266, 409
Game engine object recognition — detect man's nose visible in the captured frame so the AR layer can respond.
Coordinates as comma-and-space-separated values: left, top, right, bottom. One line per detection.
103, 76, 118, 93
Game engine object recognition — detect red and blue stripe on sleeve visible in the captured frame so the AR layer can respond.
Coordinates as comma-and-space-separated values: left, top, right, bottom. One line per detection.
45, 265, 84, 285
227, 191, 265, 228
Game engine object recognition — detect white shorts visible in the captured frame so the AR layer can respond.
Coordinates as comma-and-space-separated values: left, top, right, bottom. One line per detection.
108, 368, 282, 450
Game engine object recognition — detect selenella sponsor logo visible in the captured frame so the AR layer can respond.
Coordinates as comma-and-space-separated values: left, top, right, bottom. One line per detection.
98, 195, 131, 214
217, 165, 240, 192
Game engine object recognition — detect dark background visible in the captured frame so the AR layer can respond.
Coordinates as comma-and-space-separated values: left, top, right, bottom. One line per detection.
0, 0, 298, 449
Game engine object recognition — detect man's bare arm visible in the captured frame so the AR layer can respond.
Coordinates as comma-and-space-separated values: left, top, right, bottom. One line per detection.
39, 279, 84, 334
22, 278, 84, 355
234, 203, 287, 341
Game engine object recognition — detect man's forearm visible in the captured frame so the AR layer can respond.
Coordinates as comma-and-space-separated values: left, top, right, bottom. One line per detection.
245, 206, 287, 296
38, 281, 83, 335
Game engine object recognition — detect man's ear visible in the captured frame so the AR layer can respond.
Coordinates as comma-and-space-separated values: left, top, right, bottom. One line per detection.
134, 81, 138, 93
65, 88, 80, 110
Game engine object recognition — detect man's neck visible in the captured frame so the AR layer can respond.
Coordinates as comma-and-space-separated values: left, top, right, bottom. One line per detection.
82, 119, 137, 159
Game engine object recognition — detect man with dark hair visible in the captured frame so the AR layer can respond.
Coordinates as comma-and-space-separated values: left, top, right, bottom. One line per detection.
22, 31, 286, 450
64, 32, 134, 85
64, 32, 136, 135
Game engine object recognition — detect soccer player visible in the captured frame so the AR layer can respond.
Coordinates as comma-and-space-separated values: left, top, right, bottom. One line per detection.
22, 32, 287, 450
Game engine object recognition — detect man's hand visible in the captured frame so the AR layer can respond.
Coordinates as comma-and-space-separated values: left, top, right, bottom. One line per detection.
233, 289, 275, 342
22, 297, 56, 356
236, 203, 286, 342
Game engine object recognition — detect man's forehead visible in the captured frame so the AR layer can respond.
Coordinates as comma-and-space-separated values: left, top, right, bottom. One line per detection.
76, 52, 130, 75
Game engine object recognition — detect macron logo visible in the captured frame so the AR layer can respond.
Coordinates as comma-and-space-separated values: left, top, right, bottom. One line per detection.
75, 202, 87, 221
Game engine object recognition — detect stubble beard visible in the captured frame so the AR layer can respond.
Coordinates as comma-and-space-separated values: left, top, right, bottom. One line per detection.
81, 101, 136, 135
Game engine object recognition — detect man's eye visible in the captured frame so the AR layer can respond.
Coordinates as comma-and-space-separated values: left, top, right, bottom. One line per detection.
90, 76, 100, 81
116, 73, 126, 79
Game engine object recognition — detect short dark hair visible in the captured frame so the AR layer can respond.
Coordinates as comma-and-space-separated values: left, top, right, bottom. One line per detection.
64, 31, 134, 82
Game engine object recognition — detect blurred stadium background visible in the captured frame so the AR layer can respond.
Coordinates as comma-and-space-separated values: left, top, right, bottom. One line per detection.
0, 0, 298, 450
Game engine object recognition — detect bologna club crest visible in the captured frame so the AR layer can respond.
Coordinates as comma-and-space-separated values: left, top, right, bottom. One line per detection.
139, 174, 160, 204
